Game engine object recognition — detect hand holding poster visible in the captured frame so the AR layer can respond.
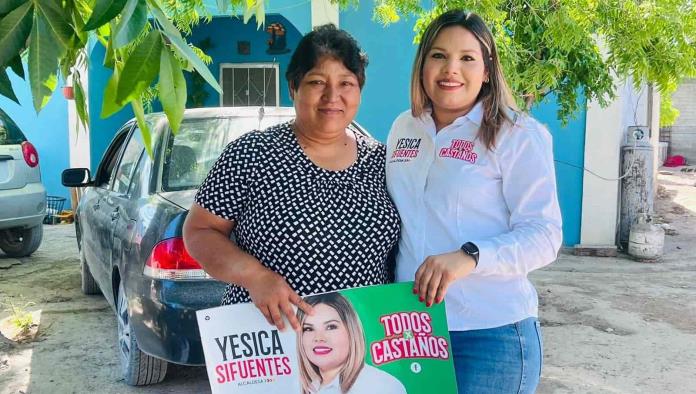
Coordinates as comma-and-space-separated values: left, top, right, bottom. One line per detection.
196, 282, 458, 393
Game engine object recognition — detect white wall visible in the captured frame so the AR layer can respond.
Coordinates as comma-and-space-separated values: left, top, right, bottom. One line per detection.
68, 65, 90, 170
580, 78, 657, 246
311, 0, 338, 28
580, 89, 623, 245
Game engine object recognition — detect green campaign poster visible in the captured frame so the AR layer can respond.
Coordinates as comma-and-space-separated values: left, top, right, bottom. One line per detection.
196, 282, 458, 393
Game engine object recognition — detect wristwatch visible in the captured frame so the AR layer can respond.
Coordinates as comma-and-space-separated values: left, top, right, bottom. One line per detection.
460, 242, 479, 267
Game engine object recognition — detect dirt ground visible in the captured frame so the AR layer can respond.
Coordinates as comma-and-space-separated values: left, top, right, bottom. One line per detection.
1, 168, 695, 394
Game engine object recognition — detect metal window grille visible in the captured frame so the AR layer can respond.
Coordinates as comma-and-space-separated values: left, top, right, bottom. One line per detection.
220, 63, 279, 107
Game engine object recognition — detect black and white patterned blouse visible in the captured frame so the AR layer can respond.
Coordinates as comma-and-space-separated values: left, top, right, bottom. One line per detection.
195, 121, 401, 305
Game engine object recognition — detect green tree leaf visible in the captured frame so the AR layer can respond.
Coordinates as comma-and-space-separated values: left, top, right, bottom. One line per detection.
83, 0, 127, 31
131, 98, 153, 158
158, 46, 186, 134
34, 0, 77, 49
113, 0, 147, 49
74, 79, 89, 130
0, 0, 26, 15
28, 11, 62, 112
0, 1, 33, 67
0, 67, 19, 103
103, 27, 115, 68
149, 1, 221, 93
8, 55, 24, 79
102, 66, 125, 118
116, 29, 162, 105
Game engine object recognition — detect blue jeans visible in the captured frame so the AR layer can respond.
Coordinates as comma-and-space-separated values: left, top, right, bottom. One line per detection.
450, 317, 543, 394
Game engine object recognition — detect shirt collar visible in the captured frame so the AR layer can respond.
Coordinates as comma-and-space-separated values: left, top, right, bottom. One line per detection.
421, 101, 484, 129
310, 375, 341, 393
455, 101, 483, 127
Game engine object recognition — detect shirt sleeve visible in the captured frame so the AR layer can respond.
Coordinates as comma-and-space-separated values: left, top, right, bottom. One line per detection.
472, 118, 563, 276
194, 132, 260, 222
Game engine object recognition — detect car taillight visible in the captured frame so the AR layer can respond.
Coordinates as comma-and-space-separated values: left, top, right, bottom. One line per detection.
21, 141, 39, 168
144, 237, 212, 280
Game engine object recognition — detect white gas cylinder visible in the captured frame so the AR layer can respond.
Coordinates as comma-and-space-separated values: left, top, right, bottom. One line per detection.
628, 214, 665, 261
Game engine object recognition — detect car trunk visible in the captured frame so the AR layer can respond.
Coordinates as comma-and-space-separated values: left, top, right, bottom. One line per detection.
0, 145, 29, 191
1, 109, 32, 191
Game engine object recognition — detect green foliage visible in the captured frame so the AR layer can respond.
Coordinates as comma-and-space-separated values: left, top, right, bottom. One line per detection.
0, 2, 33, 69
83, 0, 128, 31
29, 9, 62, 111
1, 0, 694, 135
378, 0, 696, 123
0, 0, 261, 150
3, 300, 35, 334
159, 45, 187, 134
116, 29, 163, 105
114, 0, 148, 49
660, 88, 680, 127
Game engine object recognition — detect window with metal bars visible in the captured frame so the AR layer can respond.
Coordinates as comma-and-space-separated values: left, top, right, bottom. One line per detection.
220, 64, 279, 107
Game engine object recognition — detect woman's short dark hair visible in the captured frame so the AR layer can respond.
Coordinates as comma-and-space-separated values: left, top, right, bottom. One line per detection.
286, 24, 368, 90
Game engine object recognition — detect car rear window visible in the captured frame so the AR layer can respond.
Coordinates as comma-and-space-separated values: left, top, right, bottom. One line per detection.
0, 109, 26, 145
162, 115, 293, 191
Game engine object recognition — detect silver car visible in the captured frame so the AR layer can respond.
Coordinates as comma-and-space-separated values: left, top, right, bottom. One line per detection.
0, 108, 45, 257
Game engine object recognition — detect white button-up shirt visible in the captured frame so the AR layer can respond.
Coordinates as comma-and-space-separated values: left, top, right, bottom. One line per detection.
310, 364, 406, 393
386, 103, 562, 330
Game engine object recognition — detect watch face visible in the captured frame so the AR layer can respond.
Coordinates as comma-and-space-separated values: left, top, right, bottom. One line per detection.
463, 242, 478, 254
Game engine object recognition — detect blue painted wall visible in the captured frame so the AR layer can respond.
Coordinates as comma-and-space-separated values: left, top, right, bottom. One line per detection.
0, 66, 71, 201
202, 0, 311, 33
532, 95, 586, 246
88, 42, 135, 173
340, 9, 418, 142
87, 11, 308, 168
187, 14, 303, 108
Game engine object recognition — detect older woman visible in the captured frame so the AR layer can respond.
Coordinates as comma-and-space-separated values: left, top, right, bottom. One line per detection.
183, 25, 400, 331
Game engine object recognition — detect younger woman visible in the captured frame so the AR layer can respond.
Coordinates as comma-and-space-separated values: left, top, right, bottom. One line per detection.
386, 10, 563, 393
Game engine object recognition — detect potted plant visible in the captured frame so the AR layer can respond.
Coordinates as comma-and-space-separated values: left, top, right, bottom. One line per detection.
62, 86, 74, 100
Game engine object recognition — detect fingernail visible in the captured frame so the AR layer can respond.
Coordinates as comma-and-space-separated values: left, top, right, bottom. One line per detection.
419, 297, 424, 302
412, 288, 418, 294
426, 301, 432, 307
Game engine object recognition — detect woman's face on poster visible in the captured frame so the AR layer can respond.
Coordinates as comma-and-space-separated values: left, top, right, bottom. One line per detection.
301, 303, 350, 372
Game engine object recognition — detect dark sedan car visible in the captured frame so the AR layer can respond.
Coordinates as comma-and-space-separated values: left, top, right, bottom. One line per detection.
61, 107, 299, 386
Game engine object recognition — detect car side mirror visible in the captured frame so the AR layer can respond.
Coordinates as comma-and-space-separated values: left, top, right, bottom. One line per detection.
62, 168, 93, 187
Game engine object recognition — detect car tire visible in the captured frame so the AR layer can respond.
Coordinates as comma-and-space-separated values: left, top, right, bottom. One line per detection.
0, 225, 43, 257
117, 281, 168, 386
79, 249, 101, 295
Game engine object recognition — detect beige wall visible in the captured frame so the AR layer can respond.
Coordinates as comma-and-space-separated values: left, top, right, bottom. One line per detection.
669, 79, 696, 162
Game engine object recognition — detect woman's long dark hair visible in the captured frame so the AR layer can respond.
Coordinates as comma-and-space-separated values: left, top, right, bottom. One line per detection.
411, 10, 518, 150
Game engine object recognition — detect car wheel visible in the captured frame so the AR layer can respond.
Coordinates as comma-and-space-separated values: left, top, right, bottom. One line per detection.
117, 281, 168, 385
79, 248, 101, 295
0, 225, 43, 257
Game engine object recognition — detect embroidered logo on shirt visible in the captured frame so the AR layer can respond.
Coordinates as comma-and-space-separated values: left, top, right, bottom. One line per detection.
390, 138, 421, 163
439, 139, 477, 163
